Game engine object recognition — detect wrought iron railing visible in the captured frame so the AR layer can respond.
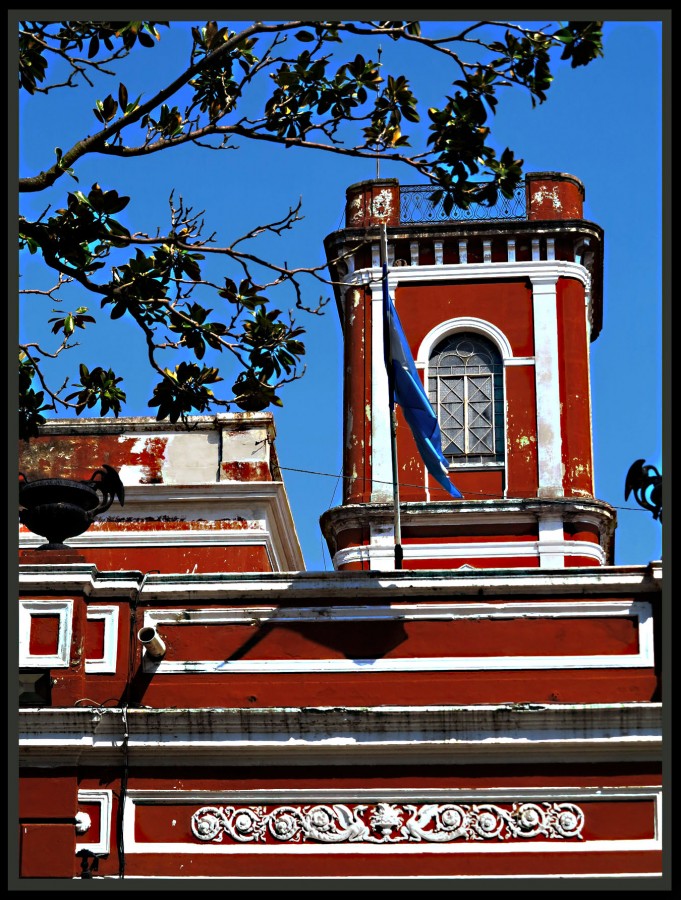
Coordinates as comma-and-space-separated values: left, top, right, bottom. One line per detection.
400, 182, 527, 224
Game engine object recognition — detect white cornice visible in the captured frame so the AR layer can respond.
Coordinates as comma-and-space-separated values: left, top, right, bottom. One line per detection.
18, 566, 141, 596
321, 498, 618, 529
94, 481, 289, 503
25, 412, 276, 436
18, 481, 305, 571
19, 703, 662, 767
346, 260, 590, 290
17, 561, 662, 597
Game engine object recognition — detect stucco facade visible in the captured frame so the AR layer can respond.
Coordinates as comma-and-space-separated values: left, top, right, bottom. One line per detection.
17, 175, 663, 883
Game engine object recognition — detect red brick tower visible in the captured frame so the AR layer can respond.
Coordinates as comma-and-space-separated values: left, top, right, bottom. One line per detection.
322, 173, 612, 571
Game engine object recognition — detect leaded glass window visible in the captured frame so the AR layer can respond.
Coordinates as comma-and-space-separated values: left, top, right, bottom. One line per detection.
428, 333, 504, 465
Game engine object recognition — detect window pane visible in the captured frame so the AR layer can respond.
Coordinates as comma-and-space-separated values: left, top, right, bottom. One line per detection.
429, 334, 503, 465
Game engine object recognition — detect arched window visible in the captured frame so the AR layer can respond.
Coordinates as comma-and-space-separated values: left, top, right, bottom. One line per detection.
428, 333, 504, 466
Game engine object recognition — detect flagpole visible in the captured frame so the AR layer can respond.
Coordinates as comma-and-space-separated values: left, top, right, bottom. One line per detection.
381, 224, 403, 570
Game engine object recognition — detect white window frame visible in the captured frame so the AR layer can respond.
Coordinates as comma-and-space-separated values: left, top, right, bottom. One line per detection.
19, 599, 73, 668
85, 606, 120, 674
76, 788, 113, 856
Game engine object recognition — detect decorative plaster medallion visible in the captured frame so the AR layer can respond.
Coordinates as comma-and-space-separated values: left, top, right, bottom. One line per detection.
75, 811, 92, 834
371, 190, 393, 219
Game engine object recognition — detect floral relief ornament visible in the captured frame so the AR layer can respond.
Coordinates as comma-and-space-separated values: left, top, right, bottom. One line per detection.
191, 801, 584, 844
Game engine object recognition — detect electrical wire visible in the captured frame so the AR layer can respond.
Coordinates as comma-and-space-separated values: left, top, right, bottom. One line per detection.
116, 569, 155, 879
320, 467, 344, 571
277, 464, 654, 515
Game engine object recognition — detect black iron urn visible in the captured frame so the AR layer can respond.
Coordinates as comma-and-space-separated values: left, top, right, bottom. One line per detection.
19, 464, 125, 549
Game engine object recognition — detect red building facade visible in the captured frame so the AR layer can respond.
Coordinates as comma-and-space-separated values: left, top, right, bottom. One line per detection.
17, 174, 663, 883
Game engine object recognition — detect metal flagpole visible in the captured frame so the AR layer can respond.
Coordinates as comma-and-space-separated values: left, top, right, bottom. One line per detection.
380, 224, 403, 570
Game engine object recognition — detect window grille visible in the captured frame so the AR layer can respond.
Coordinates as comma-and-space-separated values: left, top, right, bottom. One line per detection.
428, 334, 504, 466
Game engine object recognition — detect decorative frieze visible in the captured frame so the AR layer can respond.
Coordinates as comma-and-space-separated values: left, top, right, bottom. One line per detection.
191, 801, 585, 844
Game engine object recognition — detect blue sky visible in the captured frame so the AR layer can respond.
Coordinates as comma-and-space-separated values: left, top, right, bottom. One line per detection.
18, 17, 665, 571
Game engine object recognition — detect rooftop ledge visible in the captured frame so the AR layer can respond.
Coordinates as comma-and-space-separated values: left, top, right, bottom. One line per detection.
19, 702, 662, 766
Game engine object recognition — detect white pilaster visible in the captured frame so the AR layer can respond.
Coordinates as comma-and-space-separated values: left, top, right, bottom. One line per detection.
370, 273, 394, 501
537, 515, 565, 568
530, 274, 564, 498
369, 522, 397, 570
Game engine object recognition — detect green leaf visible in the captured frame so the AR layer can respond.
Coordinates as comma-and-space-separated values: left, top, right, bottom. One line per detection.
118, 82, 129, 111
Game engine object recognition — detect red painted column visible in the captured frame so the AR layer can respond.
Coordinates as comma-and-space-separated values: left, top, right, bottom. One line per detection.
558, 278, 595, 497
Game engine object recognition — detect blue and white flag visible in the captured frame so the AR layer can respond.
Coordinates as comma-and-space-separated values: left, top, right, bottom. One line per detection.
382, 267, 463, 499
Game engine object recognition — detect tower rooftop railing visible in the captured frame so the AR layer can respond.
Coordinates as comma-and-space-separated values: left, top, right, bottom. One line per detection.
399, 182, 527, 224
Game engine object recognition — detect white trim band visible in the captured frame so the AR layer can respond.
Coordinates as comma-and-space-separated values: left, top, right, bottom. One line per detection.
332, 539, 606, 570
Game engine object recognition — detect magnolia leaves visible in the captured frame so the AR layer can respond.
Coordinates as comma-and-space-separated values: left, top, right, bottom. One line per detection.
48, 307, 96, 338
148, 362, 221, 423
19, 18, 606, 437
18, 21, 167, 95
65, 363, 126, 417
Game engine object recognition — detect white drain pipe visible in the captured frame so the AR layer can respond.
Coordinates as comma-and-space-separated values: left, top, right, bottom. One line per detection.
137, 626, 167, 661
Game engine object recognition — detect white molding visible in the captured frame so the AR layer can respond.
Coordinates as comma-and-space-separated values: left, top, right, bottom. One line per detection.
76, 789, 113, 856
18, 481, 305, 572
346, 261, 590, 291
18, 568, 140, 597
416, 317, 515, 365
139, 599, 651, 674
122, 785, 660, 803
18, 563, 659, 601
19, 599, 73, 668
19, 529, 276, 572
85, 606, 119, 674
23, 412, 276, 436
99, 874, 663, 880
19, 703, 663, 767
127, 562, 663, 601
122, 786, 660, 855
333, 538, 606, 570
21, 528, 268, 547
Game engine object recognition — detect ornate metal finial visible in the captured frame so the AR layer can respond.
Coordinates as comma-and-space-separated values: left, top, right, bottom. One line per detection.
19, 464, 125, 549
624, 458, 662, 523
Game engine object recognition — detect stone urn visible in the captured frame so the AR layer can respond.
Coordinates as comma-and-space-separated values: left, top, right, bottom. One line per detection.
19, 464, 125, 549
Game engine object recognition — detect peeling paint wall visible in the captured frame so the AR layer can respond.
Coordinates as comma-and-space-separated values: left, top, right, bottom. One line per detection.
557, 279, 595, 497
343, 285, 372, 504
19, 416, 276, 488
19, 434, 168, 485
18, 415, 303, 573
